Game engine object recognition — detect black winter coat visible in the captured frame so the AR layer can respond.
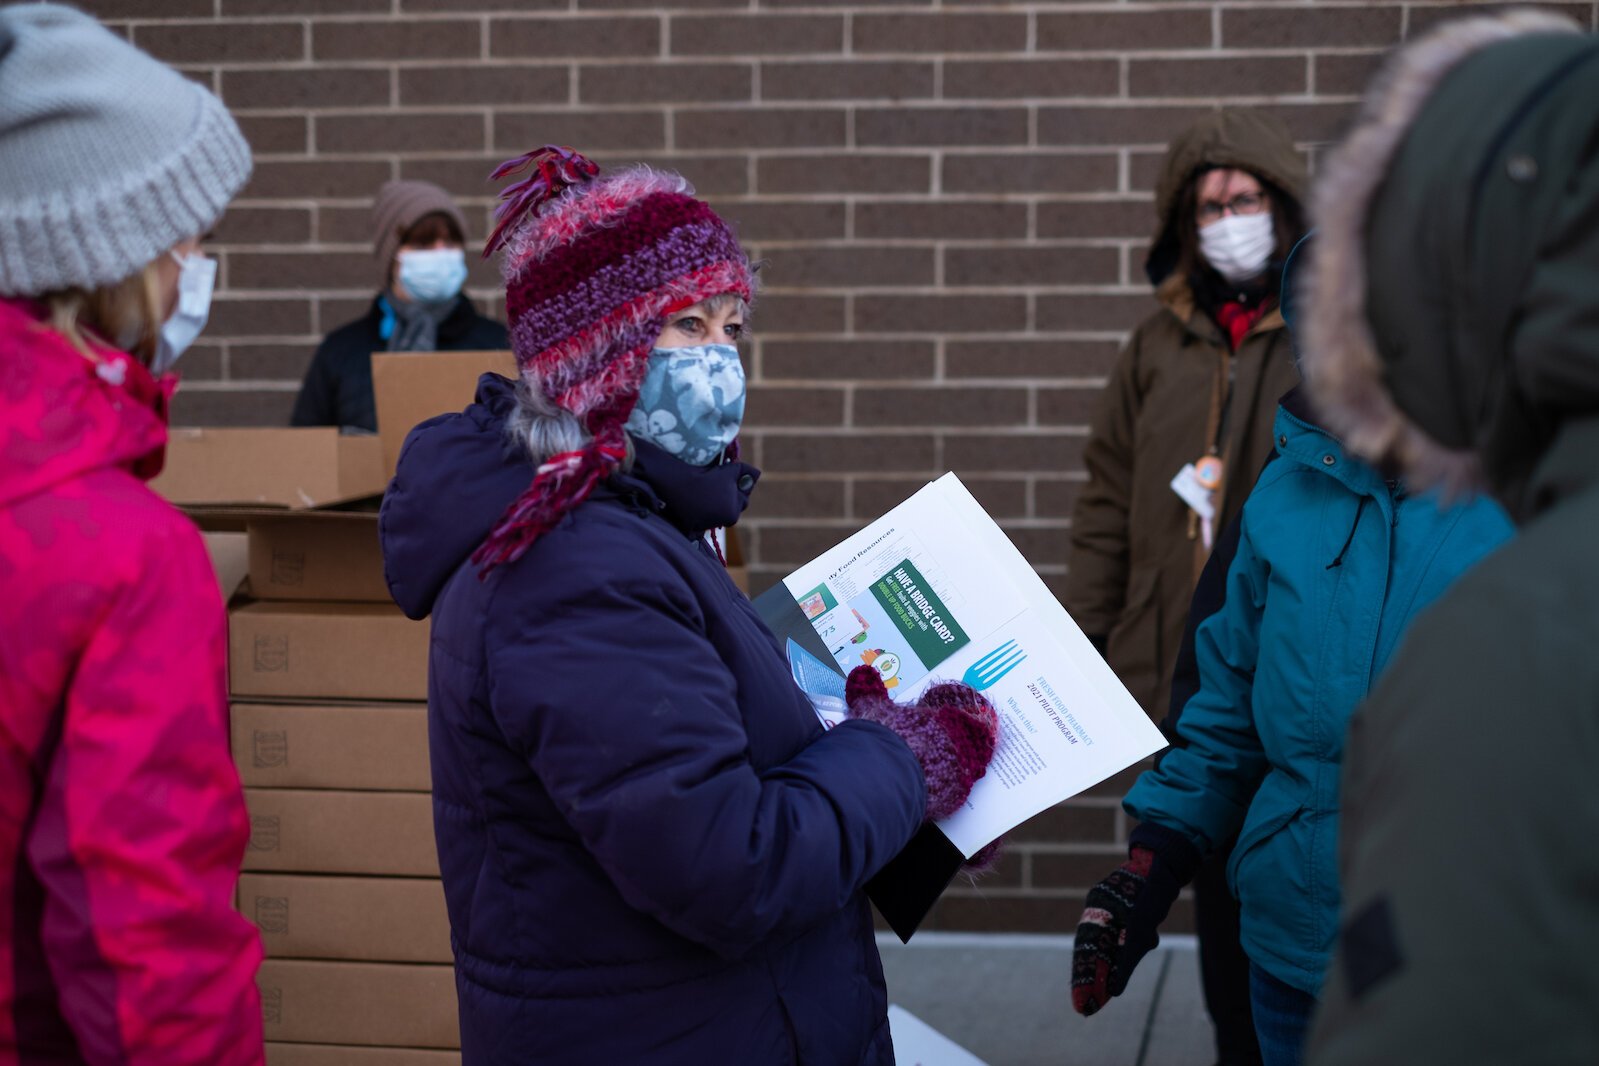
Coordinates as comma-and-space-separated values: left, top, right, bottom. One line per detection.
291, 295, 508, 431
379, 374, 927, 1065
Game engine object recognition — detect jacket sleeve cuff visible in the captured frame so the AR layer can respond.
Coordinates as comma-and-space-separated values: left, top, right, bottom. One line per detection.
1128, 820, 1204, 885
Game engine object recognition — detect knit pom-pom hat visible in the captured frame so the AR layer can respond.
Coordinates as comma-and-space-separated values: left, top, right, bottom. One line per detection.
472, 146, 754, 572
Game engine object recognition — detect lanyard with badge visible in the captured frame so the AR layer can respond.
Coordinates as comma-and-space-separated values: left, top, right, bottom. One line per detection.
1170, 352, 1235, 551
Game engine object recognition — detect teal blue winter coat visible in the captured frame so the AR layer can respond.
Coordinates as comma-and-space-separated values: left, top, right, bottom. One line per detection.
1124, 394, 1513, 996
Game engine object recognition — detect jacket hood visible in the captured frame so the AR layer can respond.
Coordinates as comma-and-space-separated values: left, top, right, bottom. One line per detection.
1300, 10, 1599, 519
0, 298, 169, 508
380, 373, 535, 618
1145, 109, 1308, 288
379, 372, 759, 619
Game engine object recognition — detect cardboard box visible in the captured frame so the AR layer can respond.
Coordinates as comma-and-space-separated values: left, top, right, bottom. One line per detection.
152, 427, 385, 509
257, 959, 458, 1048
246, 511, 388, 603
244, 789, 437, 877
267, 1046, 459, 1066
232, 702, 429, 792
203, 531, 251, 602
372, 350, 516, 478
229, 602, 428, 701
240, 874, 451, 963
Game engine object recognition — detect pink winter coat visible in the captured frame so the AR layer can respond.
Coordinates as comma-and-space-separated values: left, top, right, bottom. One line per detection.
0, 298, 263, 1065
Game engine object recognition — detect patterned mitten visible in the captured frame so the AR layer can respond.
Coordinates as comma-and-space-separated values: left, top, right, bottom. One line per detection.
844, 665, 999, 820
1071, 823, 1201, 1016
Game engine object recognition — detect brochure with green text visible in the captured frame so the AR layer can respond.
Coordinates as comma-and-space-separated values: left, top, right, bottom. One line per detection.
756, 473, 1167, 938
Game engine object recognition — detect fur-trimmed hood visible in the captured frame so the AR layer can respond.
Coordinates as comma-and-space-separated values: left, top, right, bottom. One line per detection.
1300, 10, 1599, 519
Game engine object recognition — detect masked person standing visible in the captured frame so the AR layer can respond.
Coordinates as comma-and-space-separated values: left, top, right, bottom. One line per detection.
0, 5, 263, 1062
1065, 110, 1307, 1066
291, 180, 508, 431
379, 147, 1001, 1064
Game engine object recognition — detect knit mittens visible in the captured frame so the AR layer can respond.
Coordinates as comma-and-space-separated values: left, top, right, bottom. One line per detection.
1071, 823, 1201, 1016
844, 665, 999, 821
1071, 845, 1158, 1016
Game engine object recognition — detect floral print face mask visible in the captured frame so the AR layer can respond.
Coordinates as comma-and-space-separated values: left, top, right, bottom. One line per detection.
624, 343, 747, 467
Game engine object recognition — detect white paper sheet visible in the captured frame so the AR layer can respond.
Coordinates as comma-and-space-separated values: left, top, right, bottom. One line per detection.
887, 1004, 988, 1066
781, 473, 1167, 858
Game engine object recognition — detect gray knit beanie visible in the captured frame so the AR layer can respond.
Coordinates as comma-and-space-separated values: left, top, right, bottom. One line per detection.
372, 180, 468, 284
0, 3, 253, 297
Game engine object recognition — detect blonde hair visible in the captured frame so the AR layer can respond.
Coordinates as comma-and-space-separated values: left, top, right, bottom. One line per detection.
39, 262, 165, 366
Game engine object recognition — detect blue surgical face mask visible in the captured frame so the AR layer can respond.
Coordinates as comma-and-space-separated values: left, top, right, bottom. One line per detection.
396, 247, 467, 303
624, 343, 746, 467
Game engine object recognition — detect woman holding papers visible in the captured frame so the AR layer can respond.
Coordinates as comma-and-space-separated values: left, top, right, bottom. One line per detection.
0, 7, 263, 1062
1068, 236, 1513, 1066
379, 146, 999, 1065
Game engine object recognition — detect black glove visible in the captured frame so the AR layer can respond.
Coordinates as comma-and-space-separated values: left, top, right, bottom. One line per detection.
1071, 822, 1201, 1016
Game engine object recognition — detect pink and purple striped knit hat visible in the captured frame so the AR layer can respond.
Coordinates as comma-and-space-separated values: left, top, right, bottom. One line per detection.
473, 146, 754, 570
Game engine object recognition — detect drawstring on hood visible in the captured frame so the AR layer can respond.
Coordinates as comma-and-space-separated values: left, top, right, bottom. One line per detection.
1325, 497, 1368, 570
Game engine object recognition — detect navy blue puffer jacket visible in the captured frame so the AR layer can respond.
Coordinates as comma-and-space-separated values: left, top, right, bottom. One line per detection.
379, 375, 926, 1065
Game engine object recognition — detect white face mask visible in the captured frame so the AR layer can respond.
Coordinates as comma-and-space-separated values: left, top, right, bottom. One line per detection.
397, 247, 468, 303
152, 250, 216, 375
1199, 212, 1276, 285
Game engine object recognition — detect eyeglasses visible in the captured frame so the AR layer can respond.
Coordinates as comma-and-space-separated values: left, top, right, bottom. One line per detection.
1196, 191, 1267, 226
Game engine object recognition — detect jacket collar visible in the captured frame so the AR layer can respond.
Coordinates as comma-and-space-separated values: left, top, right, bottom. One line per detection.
601, 437, 759, 538
1274, 389, 1391, 505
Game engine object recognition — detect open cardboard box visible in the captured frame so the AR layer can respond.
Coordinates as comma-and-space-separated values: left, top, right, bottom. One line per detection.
153, 427, 386, 510
161, 354, 514, 603
202, 531, 251, 602
372, 350, 516, 479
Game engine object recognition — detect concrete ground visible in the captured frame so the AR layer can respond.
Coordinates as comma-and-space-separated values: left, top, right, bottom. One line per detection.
879, 932, 1212, 1066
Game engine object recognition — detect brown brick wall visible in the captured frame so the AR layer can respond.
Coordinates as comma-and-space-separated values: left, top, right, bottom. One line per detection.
83, 0, 1599, 933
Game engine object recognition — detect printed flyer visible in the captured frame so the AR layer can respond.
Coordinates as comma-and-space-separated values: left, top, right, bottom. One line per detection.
773, 473, 1167, 860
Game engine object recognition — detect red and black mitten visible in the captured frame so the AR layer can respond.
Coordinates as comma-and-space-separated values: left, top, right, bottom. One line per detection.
844, 665, 999, 821
1071, 822, 1201, 1016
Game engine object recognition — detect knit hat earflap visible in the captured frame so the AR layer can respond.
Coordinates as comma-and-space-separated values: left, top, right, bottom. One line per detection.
0, 3, 252, 296
472, 146, 754, 572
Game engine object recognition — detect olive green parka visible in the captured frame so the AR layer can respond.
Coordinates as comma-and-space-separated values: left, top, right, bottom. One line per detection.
1299, 13, 1599, 1062
1065, 111, 1305, 720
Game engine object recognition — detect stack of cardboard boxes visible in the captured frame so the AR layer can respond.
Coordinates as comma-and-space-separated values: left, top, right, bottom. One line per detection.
157, 427, 460, 1064
160, 352, 749, 1061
